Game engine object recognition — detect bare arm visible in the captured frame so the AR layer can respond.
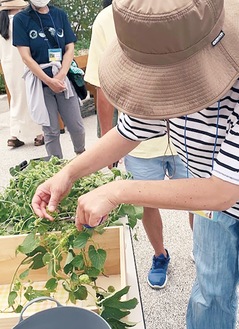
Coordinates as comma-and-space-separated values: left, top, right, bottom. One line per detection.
97, 87, 119, 168
97, 87, 115, 136
76, 174, 239, 229
32, 122, 239, 228
54, 42, 74, 81
31, 127, 140, 219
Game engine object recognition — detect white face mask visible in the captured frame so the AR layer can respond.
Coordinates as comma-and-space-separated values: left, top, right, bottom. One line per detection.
31, 0, 50, 7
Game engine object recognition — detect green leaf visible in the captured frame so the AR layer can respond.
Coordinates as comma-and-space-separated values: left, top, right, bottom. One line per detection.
70, 272, 79, 283
15, 305, 23, 313
30, 252, 46, 270
64, 249, 75, 266
100, 286, 138, 310
119, 205, 136, 217
45, 278, 58, 291
73, 232, 90, 249
127, 215, 138, 230
8, 291, 17, 307
62, 281, 71, 293
42, 252, 51, 265
13, 281, 21, 292
88, 245, 106, 270
24, 287, 50, 301
69, 291, 76, 304
133, 206, 143, 219
71, 254, 85, 269
74, 285, 88, 300
17, 232, 40, 255
101, 306, 130, 320
63, 263, 73, 274
85, 267, 100, 277
27, 246, 47, 257
19, 269, 30, 280
106, 318, 137, 328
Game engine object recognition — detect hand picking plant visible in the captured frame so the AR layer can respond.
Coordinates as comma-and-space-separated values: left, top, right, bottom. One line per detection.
0, 157, 143, 328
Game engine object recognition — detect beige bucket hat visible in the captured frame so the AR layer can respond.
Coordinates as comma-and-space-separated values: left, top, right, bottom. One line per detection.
99, 0, 239, 119
0, 0, 28, 11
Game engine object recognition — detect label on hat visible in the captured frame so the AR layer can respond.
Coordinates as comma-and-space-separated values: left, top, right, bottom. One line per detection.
211, 31, 225, 47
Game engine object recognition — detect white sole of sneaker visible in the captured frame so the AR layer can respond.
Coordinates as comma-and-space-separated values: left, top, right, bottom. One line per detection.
147, 275, 168, 289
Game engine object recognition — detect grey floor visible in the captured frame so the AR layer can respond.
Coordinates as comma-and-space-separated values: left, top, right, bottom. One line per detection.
0, 95, 238, 329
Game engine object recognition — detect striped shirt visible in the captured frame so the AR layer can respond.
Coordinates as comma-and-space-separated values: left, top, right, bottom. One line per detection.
117, 79, 239, 220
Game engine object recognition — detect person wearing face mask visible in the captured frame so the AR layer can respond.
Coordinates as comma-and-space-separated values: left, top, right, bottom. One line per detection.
12, 0, 85, 158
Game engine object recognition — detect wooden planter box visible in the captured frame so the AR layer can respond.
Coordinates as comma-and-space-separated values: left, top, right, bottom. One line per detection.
0, 226, 126, 329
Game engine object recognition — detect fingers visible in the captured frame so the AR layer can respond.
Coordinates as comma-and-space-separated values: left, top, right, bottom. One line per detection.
75, 200, 107, 230
32, 196, 54, 221
75, 215, 106, 230
75, 217, 83, 231
32, 184, 60, 221
47, 195, 59, 213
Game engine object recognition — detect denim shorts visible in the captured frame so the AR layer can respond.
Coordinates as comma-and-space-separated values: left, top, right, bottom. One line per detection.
124, 154, 190, 180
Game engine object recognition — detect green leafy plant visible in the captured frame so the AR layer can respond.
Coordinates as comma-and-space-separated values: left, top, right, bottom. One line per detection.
51, 0, 103, 49
0, 157, 143, 328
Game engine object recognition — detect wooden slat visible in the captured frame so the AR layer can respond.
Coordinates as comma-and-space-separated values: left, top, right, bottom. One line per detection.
0, 226, 126, 329
0, 226, 123, 285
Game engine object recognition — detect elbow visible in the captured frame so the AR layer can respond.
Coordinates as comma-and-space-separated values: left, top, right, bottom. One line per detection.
214, 198, 236, 211
209, 176, 239, 211
21, 56, 31, 67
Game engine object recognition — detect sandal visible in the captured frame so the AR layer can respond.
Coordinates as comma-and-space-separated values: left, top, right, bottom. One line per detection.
7, 138, 25, 148
34, 136, 44, 146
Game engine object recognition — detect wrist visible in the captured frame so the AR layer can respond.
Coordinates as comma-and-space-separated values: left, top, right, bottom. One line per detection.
111, 180, 125, 206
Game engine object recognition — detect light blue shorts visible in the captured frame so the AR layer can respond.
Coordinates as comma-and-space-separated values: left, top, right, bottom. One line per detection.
124, 154, 190, 180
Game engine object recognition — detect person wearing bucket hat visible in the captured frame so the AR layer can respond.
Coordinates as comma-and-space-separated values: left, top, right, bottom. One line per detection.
31, 0, 239, 328
84, 0, 194, 290
0, 0, 44, 147
0, 0, 27, 11
11, 0, 85, 158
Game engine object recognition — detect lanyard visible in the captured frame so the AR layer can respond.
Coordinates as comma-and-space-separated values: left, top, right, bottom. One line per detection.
33, 10, 61, 49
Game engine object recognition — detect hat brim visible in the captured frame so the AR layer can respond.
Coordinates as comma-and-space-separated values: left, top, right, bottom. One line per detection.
0, 5, 27, 10
99, 0, 239, 119
0, 0, 28, 11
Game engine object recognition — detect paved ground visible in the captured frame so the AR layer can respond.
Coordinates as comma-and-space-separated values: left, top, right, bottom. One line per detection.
0, 95, 238, 329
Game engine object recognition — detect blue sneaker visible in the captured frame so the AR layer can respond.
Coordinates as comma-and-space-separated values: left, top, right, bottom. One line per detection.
147, 250, 170, 289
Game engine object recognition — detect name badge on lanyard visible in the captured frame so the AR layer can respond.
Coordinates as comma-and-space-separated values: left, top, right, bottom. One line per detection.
190, 210, 218, 222
48, 48, 62, 62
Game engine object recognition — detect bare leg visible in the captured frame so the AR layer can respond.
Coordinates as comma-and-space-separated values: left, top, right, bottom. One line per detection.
189, 212, 194, 230
142, 207, 167, 257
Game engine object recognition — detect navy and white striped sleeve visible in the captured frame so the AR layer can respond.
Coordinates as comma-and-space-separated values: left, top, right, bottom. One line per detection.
212, 102, 239, 185
116, 113, 166, 141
